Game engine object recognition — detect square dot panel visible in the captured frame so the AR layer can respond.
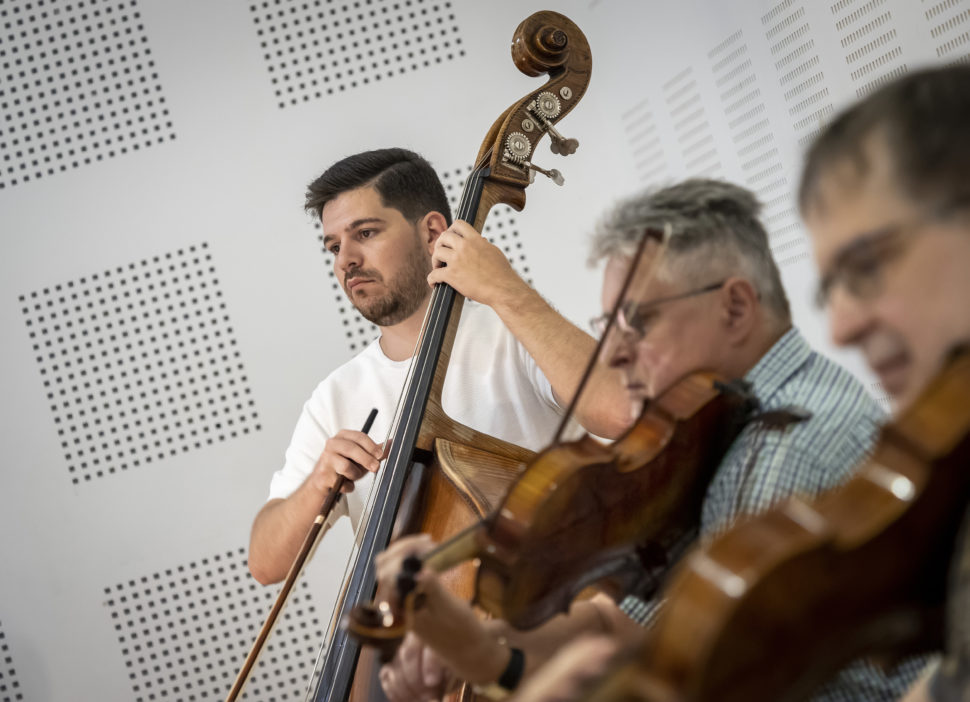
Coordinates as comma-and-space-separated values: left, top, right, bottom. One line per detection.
313, 164, 533, 355
0, 0, 176, 189
0, 626, 24, 702
103, 547, 324, 702
250, 0, 466, 109
19, 243, 261, 485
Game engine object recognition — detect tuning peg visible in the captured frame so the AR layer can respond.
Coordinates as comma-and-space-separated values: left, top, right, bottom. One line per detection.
527, 102, 580, 156
549, 133, 579, 155
523, 160, 565, 185
544, 120, 579, 155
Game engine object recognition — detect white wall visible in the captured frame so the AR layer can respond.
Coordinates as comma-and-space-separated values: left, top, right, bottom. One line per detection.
0, 0, 966, 699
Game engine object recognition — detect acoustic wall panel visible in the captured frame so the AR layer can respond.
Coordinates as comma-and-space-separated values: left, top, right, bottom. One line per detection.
763, 0, 834, 149
832, 0, 908, 97
925, 0, 970, 62
0, 0, 175, 189
663, 67, 722, 177
0, 627, 23, 702
709, 29, 801, 267
19, 242, 261, 485
104, 547, 323, 702
622, 97, 666, 185
250, 0, 465, 109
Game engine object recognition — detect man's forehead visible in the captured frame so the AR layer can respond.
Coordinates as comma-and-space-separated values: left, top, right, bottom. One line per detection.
807, 132, 901, 216
321, 187, 393, 235
625, 253, 678, 303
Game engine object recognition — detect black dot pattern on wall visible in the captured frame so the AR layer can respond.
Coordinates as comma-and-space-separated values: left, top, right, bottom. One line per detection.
250, 0, 465, 109
103, 548, 324, 702
0, 0, 176, 189
0, 626, 24, 702
18, 243, 261, 486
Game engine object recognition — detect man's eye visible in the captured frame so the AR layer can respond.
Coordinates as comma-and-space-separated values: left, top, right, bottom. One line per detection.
630, 309, 657, 333
359, 229, 375, 239
843, 249, 883, 279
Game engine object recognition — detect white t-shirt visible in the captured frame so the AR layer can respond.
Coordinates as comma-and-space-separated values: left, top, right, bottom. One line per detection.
268, 302, 564, 531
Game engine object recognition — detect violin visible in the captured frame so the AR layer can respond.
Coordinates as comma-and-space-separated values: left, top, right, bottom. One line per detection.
351, 370, 757, 639
585, 349, 970, 702
300, 11, 594, 702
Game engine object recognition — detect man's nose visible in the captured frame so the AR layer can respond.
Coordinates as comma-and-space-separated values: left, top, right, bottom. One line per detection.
602, 327, 637, 369
827, 285, 873, 348
335, 240, 362, 274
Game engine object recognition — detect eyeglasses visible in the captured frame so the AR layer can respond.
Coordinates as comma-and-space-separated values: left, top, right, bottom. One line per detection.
814, 215, 934, 308
590, 280, 726, 338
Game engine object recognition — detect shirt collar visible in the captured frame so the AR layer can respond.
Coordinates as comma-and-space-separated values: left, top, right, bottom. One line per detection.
743, 327, 813, 405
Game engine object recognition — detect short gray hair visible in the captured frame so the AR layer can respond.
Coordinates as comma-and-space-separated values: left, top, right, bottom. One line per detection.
589, 178, 791, 321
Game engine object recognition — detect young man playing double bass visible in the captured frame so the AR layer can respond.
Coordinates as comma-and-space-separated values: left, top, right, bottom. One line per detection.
247, 148, 629, 585
376, 179, 919, 701
799, 64, 970, 702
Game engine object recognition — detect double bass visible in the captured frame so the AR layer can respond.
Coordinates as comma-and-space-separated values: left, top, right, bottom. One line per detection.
300, 11, 594, 702
586, 349, 970, 701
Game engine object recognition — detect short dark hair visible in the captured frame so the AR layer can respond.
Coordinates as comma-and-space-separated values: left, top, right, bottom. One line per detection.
304, 148, 452, 225
799, 65, 970, 217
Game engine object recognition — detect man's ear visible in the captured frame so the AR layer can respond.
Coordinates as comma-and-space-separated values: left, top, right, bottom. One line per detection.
722, 277, 759, 338
420, 211, 449, 252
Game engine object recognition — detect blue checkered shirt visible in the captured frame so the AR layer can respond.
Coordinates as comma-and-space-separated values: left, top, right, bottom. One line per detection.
618, 328, 924, 700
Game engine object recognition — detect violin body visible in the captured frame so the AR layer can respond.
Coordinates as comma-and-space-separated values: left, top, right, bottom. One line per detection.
592, 352, 970, 702
472, 372, 755, 630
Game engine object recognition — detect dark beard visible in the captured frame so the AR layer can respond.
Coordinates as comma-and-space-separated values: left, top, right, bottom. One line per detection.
350, 239, 432, 327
